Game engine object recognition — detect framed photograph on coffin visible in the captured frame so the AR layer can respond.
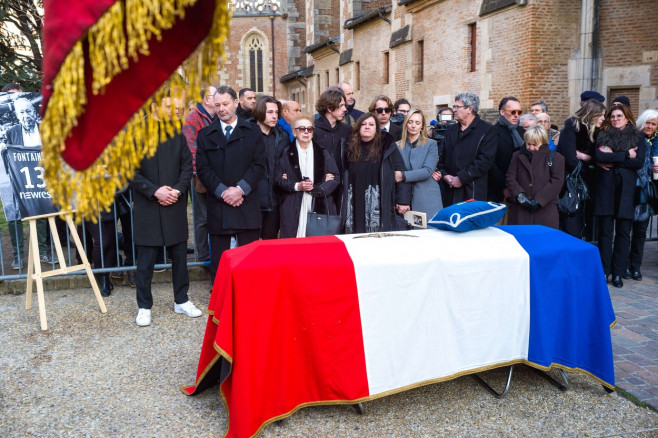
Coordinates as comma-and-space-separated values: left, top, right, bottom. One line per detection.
404, 211, 427, 228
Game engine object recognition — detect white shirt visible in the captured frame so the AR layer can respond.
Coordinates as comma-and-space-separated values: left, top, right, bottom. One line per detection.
220, 119, 238, 137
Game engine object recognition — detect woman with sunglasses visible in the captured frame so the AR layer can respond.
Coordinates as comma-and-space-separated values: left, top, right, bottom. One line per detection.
593, 103, 645, 288
343, 113, 411, 233
275, 115, 340, 238
556, 99, 606, 238
622, 109, 658, 281
395, 109, 443, 218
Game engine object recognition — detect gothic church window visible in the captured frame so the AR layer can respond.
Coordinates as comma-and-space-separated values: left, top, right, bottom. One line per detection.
247, 36, 264, 92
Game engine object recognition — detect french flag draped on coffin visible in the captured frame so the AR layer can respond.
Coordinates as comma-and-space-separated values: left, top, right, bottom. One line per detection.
183, 226, 615, 438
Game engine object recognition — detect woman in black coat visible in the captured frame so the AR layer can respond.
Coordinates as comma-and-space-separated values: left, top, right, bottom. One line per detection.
275, 115, 340, 238
342, 113, 411, 233
556, 99, 606, 238
593, 103, 645, 288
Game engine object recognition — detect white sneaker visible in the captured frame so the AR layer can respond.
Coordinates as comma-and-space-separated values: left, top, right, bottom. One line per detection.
135, 308, 152, 326
174, 301, 203, 318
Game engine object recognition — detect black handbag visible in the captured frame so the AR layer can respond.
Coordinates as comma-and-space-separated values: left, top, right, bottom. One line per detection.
641, 179, 658, 213
305, 188, 342, 237
558, 161, 589, 215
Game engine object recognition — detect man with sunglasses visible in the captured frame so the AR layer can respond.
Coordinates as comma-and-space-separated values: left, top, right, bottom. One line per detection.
369, 95, 402, 141
488, 96, 526, 203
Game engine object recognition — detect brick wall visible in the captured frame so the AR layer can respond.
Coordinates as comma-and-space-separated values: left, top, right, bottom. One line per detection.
216, 16, 289, 98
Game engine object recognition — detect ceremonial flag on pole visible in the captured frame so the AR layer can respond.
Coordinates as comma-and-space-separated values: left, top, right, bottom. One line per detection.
40, 0, 230, 221
183, 226, 616, 438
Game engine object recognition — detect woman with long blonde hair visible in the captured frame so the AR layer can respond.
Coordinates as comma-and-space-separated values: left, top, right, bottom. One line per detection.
556, 99, 606, 238
395, 109, 443, 217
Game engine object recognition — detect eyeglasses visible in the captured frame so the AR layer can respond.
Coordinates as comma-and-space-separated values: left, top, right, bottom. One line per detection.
397, 109, 409, 114
294, 126, 314, 133
452, 105, 466, 110
503, 109, 523, 116
375, 108, 392, 114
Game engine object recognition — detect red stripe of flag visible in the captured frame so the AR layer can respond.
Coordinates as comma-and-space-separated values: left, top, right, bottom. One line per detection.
184, 236, 369, 437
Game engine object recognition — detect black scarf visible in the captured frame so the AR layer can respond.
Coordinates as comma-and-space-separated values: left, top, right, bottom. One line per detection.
498, 115, 525, 149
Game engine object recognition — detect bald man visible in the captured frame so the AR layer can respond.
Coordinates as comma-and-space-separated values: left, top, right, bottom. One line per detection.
278, 100, 301, 142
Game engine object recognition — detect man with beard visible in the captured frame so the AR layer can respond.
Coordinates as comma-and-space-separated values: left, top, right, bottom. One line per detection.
236, 88, 256, 120
338, 82, 363, 127
196, 86, 266, 283
312, 87, 351, 211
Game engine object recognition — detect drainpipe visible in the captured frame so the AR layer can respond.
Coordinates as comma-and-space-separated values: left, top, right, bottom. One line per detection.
270, 15, 276, 97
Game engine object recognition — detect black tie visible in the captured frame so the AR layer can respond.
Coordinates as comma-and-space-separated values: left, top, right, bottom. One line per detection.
225, 125, 232, 140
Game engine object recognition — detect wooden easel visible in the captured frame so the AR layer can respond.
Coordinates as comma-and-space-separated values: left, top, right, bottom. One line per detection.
24, 211, 107, 330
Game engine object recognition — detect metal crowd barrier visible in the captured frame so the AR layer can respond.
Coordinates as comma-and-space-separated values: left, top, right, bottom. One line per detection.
0, 184, 210, 280
0, 187, 656, 281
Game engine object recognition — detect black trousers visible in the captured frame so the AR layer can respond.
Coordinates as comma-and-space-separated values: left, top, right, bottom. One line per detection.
135, 242, 189, 309
210, 229, 260, 285
629, 218, 650, 272
86, 220, 117, 269
597, 215, 632, 277
260, 206, 280, 240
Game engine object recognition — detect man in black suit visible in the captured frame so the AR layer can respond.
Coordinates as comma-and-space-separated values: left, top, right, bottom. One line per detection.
196, 86, 266, 283
369, 95, 402, 142
488, 96, 525, 203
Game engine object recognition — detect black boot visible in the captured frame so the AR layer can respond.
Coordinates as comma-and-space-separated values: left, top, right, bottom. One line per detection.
96, 274, 112, 297
107, 276, 114, 291
611, 275, 624, 288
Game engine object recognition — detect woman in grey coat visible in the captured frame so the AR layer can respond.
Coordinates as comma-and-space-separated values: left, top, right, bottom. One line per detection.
395, 109, 443, 218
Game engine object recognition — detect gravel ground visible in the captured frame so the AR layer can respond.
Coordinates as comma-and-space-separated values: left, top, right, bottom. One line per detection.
1, 281, 657, 437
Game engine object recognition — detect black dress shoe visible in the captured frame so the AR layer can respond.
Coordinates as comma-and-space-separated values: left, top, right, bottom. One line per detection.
611, 275, 623, 288
631, 270, 642, 281
621, 268, 631, 279
98, 275, 112, 297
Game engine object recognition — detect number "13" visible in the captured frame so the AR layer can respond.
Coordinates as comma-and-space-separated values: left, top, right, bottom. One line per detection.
19, 166, 46, 189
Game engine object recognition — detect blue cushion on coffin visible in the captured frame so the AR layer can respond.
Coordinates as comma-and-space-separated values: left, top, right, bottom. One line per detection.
428, 200, 507, 232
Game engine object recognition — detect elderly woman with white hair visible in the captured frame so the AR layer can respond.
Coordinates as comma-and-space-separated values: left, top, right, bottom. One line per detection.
622, 108, 658, 281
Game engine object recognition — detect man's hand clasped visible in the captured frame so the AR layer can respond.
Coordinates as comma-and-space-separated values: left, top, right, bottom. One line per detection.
221, 186, 244, 207
155, 186, 180, 206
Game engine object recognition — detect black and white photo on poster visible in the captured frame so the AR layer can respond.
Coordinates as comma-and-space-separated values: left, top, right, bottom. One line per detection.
0, 92, 57, 220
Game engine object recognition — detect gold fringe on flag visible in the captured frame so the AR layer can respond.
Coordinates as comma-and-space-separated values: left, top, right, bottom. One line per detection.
40, 0, 230, 222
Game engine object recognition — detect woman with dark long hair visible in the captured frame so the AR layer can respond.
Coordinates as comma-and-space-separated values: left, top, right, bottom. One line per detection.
343, 113, 411, 233
556, 99, 606, 238
593, 103, 645, 288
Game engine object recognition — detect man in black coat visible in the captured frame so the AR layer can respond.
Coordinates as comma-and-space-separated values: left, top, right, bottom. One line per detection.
252, 95, 289, 239
196, 86, 266, 283
488, 96, 526, 203
369, 95, 402, 142
131, 96, 201, 327
313, 87, 351, 211
437, 92, 497, 206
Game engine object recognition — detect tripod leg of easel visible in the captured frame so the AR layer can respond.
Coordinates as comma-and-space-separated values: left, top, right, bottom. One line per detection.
29, 220, 48, 330
48, 216, 67, 267
65, 215, 107, 314
25, 221, 34, 310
